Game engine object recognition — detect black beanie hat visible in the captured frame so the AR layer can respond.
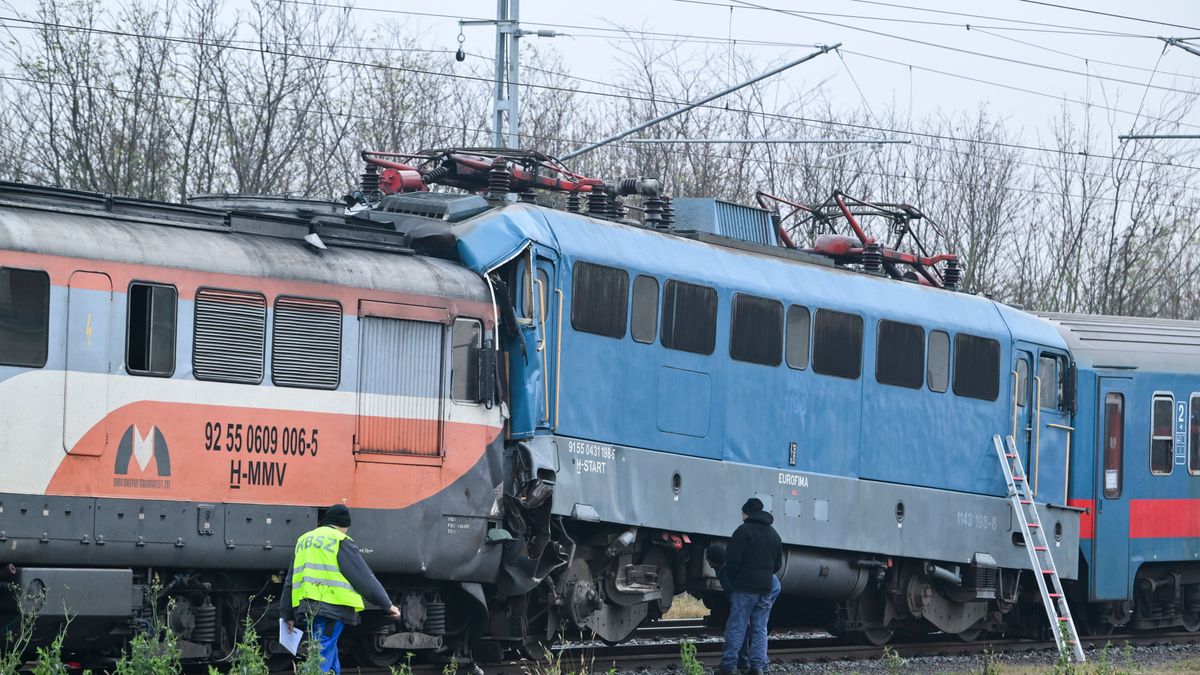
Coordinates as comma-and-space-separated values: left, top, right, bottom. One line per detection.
741, 497, 764, 515
323, 504, 351, 528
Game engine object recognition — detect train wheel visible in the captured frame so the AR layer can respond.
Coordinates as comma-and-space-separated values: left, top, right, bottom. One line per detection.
860, 627, 894, 646
955, 629, 982, 642
351, 638, 404, 668
1183, 613, 1200, 633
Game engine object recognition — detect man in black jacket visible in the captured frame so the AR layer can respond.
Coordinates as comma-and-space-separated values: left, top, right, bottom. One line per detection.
717, 497, 783, 675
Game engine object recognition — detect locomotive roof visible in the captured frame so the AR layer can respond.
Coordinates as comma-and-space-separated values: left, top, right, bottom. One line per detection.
453, 202, 1069, 351
1039, 312, 1200, 374
0, 182, 489, 303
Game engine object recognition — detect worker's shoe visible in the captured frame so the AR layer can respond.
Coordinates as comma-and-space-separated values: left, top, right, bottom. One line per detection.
714, 668, 739, 675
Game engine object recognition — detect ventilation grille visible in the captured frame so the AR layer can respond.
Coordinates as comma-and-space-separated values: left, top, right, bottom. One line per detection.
356, 317, 443, 456
272, 296, 342, 389
193, 289, 266, 384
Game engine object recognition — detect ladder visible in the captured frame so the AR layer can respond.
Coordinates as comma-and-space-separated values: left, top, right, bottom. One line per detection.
993, 434, 1085, 663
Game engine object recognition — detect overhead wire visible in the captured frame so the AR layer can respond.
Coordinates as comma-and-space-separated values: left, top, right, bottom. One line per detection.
1015, 1, 1200, 33
718, 0, 1197, 95
3, 13, 1199, 176
2, 69, 1197, 207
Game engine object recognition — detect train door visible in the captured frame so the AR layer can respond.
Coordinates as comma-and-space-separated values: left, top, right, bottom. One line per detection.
63, 271, 113, 456
1013, 348, 1035, 473
1093, 377, 1132, 600
506, 248, 558, 436
1034, 348, 1072, 505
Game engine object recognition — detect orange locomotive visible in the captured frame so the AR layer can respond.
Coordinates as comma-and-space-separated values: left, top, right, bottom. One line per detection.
0, 188, 505, 666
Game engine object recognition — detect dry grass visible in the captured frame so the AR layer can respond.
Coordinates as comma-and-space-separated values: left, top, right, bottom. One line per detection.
663, 593, 709, 620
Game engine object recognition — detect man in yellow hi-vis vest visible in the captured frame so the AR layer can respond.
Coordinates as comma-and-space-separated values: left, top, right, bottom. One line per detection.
281, 504, 400, 674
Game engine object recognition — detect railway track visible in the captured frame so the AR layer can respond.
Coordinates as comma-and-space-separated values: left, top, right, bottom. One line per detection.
317, 629, 1200, 674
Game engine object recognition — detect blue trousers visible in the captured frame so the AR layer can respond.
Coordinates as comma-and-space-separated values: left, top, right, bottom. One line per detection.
311, 615, 343, 674
721, 577, 780, 671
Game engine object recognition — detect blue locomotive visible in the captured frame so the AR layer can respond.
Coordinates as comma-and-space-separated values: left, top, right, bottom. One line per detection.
0, 148, 1195, 667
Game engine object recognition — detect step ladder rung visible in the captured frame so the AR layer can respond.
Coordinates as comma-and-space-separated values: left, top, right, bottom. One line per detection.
994, 434, 1083, 664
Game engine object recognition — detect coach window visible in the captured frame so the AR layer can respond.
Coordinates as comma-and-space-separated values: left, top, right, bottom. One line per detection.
812, 309, 863, 379
451, 318, 483, 402
1190, 395, 1200, 476
571, 262, 629, 339
661, 280, 717, 355
1151, 394, 1174, 475
1102, 393, 1124, 498
730, 294, 783, 366
785, 305, 810, 370
631, 275, 659, 344
1038, 355, 1063, 409
272, 296, 341, 389
0, 267, 50, 368
193, 288, 267, 384
952, 333, 1000, 401
876, 320, 924, 389
927, 330, 950, 393
126, 282, 177, 377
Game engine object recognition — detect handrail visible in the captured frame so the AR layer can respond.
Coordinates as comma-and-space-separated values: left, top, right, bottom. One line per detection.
1033, 376, 1042, 497
534, 274, 549, 423
554, 289, 564, 429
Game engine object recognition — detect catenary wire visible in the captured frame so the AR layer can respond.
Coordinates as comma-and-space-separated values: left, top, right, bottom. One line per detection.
1015, 0, 1200, 33
2, 71, 1197, 210
3, 16, 1199, 173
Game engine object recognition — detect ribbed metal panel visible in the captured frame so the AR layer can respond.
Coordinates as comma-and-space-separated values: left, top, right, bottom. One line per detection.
357, 317, 443, 456
672, 198, 778, 246
271, 296, 342, 389
714, 199, 775, 245
193, 288, 266, 384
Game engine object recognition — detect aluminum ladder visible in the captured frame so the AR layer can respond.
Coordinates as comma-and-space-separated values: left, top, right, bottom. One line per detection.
993, 434, 1085, 663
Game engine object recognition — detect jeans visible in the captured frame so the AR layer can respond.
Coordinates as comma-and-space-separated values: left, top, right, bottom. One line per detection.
721, 576, 780, 671
311, 615, 344, 674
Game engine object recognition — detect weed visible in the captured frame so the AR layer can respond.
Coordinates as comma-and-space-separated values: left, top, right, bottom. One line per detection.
981, 648, 999, 675
389, 651, 415, 675
679, 639, 704, 675
113, 578, 182, 675
29, 621, 71, 675
882, 645, 907, 674
1123, 640, 1135, 674
442, 654, 459, 675
227, 611, 270, 675
294, 625, 328, 675
1, 583, 43, 674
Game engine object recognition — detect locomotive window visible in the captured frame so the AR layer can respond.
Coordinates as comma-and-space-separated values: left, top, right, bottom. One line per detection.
272, 296, 341, 389
126, 282, 177, 377
193, 288, 267, 384
1102, 392, 1124, 498
876, 320, 924, 389
571, 262, 629, 339
0, 267, 50, 368
1151, 394, 1174, 476
1015, 358, 1029, 406
631, 275, 659, 344
812, 309, 863, 379
451, 318, 482, 402
1038, 355, 1063, 409
952, 333, 1000, 401
730, 294, 783, 366
661, 280, 717, 355
1191, 395, 1200, 476
785, 305, 810, 370
927, 330, 950, 393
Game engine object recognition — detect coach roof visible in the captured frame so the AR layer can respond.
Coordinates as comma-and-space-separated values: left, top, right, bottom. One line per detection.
1040, 312, 1200, 374
0, 186, 488, 303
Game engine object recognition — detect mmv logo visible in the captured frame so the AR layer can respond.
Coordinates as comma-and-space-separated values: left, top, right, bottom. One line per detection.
114, 425, 171, 479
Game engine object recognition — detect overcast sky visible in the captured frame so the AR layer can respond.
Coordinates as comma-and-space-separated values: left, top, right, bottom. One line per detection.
361, 0, 1200, 153
5, 0, 1198, 155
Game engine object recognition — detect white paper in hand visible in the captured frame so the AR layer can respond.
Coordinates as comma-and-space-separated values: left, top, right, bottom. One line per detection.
279, 618, 302, 656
